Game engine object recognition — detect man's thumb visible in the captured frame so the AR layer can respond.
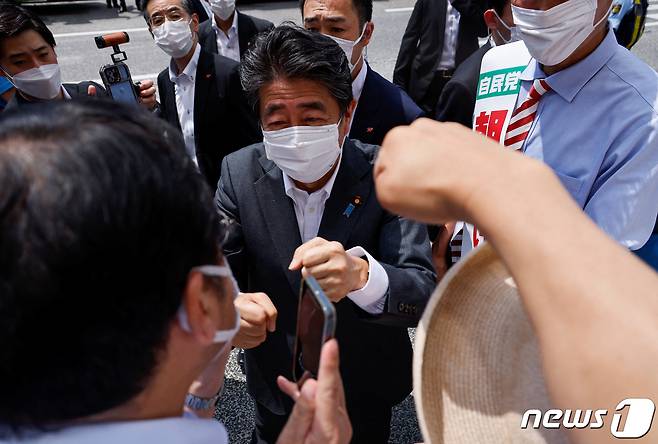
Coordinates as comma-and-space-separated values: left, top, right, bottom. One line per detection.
276, 381, 316, 444
87, 85, 97, 96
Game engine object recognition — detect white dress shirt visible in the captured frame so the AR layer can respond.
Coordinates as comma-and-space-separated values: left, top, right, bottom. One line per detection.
169, 43, 201, 165
212, 12, 240, 62
437, 0, 461, 70
0, 416, 228, 444
282, 156, 389, 314
348, 62, 368, 134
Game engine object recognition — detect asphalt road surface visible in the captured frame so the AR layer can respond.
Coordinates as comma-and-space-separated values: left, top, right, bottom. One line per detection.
24, 1, 658, 442
30, 0, 658, 85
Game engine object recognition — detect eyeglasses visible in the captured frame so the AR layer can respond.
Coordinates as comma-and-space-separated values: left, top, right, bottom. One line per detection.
148, 7, 187, 28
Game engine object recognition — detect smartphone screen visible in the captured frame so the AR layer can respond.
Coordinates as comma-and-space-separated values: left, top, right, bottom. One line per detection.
109, 80, 138, 104
293, 276, 336, 382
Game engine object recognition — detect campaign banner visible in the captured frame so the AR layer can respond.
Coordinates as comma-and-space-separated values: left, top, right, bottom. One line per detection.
452, 41, 532, 257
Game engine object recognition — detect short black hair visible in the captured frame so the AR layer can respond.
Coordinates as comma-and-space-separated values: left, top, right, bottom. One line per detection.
0, 100, 222, 432
141, 0, 193, 23
240, 23, 353, 116
488, 0, 508, 16
0, 3, 56, 59
299, 0, 373, 29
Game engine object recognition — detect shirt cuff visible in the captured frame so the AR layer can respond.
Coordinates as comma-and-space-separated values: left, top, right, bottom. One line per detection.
345, 246, 390, 314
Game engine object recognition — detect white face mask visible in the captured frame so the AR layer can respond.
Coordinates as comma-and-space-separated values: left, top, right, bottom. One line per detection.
153, 18, 195, 59
210, 0, 235, 21
512, 0, 611, 66
491, 9, 520, 44
263, 121, 344, 184
178, 264, 241, 358
7, 64, 62, 100
324, 24, 368, 73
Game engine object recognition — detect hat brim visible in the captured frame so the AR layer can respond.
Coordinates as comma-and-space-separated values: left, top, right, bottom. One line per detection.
414, 243, 569, 444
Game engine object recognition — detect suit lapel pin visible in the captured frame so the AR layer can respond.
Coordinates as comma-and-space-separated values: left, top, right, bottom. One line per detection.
343, 195, 362, 218
366, 127, 374, 133
205, 73, 212, 79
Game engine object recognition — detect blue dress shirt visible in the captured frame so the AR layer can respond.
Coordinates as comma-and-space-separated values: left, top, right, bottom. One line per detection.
517, 29, 658, 250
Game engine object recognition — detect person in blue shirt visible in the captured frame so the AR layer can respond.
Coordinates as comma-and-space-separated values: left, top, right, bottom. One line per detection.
508, 0, 658, 253
0, 76, 14, 111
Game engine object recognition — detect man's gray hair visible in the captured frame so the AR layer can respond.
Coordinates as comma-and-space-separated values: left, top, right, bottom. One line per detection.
240, 23, 353, 116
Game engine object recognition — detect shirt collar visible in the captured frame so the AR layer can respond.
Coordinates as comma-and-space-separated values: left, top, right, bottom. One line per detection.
520, 28, 618, 103
212, 11, 239, 37
283, 153, 342, 200
168, 43, 201, 83
62, 86, 71, 100
351, 62, 368, 103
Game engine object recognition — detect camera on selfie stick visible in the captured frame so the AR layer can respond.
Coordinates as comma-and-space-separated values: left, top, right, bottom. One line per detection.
94, 32, 140, 105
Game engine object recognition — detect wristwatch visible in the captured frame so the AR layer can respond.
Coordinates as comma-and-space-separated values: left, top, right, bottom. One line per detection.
184, 387, 223, 411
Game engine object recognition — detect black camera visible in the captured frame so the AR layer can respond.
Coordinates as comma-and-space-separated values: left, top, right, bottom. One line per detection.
95, 32, 140, 105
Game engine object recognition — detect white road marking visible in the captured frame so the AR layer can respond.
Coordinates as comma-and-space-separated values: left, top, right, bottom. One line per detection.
385, 7, 413, 12
647, 13, 658, 20
53, 27, 148, 39
645, 21, 658, 27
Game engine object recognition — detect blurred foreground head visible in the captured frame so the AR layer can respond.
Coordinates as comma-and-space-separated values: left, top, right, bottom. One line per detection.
0, 101, 225, 432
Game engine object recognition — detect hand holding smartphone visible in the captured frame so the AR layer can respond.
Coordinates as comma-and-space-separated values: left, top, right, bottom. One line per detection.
292, 275, 337, 385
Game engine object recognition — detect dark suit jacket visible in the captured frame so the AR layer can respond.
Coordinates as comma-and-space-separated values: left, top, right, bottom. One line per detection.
198, 10, 274, 59
350, 65, 424, 146
5, 81, 107, 111
435, 41, 491, 127
215, 139, 436, 415
157, 49, 260, 190
393, 0, 487, 104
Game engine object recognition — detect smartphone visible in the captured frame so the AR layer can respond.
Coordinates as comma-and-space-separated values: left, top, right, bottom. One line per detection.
292, 275, 337, 383
99, 63, 139, 105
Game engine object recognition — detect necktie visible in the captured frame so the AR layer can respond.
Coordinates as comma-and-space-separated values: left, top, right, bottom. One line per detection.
504, 79, 552, 151
449, 228, 464, 265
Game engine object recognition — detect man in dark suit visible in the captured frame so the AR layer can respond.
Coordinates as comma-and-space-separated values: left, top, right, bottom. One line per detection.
217, 25, 435, 443
435, 0, 517, 126
198, 0, 273, 61
393, 0, 488, 115
145, 0, 260, 190
301, 0, 423, 146
0, 4, 155, 111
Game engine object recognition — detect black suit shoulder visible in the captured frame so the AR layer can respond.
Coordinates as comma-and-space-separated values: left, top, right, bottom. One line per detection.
210, 52, 241, 80
435, 43, 491, 127
370, 69, 424, 122
198, 19, 215, 50
241, 12, 274, 32
450, 43, 491, 91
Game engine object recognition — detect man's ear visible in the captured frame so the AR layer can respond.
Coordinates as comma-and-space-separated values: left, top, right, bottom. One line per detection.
340, 99, 357, 140
362, 21, 374, 46
483, 9, 498, 32
181, 271, 218, 345
192, 13, 200, 33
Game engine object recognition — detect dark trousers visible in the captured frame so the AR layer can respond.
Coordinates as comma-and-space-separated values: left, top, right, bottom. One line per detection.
251, 393, 393, 444
418, 70, 454, 116
106, 0, 127, 9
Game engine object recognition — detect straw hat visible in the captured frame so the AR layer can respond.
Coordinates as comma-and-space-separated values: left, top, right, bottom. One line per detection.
414, 243, 569, 444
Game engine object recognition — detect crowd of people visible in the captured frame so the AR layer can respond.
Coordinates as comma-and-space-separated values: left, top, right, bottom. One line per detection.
0, 0, 656, 442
